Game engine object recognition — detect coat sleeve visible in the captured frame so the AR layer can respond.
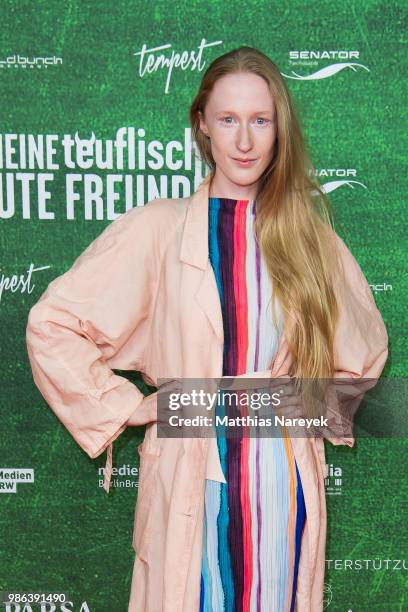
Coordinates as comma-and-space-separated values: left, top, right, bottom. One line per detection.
26, 203, 162, 492
323, 232, 389, 448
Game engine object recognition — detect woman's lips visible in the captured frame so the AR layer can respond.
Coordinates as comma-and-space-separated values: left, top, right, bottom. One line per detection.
232, 158, 257, 167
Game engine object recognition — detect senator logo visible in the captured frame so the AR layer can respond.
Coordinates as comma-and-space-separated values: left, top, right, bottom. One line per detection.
319, 179, 367, 194
309, 169, 367, 195
282, 50, 369, 81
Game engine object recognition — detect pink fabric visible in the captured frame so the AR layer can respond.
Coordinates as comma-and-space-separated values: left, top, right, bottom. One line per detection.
26, 173, 389, 611
103, 443, 113, 493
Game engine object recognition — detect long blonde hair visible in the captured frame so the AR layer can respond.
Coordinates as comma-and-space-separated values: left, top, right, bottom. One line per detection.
189, 47, 342, 413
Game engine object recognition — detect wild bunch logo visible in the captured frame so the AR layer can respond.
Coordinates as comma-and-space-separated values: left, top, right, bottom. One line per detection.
0, 55, 62, 69
282, 50, 369, 81
370, 282, 393, 293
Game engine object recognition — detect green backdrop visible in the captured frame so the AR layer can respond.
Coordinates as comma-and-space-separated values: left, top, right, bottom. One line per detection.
1, 1, 406, 610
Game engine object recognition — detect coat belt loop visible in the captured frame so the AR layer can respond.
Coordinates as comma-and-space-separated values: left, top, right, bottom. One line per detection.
103, 443, 113, 493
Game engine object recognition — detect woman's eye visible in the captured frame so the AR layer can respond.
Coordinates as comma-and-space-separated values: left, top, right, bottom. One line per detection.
219, 117, 270, 126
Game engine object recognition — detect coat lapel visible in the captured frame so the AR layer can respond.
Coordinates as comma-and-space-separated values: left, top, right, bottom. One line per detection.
180, 172, 289, 365
179, 173, 224, 343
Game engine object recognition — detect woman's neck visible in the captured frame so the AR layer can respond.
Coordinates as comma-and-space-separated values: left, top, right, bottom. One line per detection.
208, 170, 258, 201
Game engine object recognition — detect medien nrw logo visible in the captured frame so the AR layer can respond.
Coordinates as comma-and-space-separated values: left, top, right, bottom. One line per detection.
324, 464, 342, 496
0, 55, 62, 69
133, 38, 223, 94
98, 463, 138, 489
282, 50, 369, 81
310, 168, 367, 195
0, 468, 34, 493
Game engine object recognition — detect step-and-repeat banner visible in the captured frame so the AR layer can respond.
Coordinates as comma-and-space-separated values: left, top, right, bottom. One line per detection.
1, 2, 406, 611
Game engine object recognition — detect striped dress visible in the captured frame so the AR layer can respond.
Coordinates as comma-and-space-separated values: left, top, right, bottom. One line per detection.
199, 197, 306, 612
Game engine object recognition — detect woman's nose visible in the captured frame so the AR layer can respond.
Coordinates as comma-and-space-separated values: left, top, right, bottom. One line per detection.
236, 125, 253, 150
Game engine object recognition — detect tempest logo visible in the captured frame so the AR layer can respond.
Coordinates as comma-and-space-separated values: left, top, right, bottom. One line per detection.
133, 38, 223, 94
282, 50, 369, 81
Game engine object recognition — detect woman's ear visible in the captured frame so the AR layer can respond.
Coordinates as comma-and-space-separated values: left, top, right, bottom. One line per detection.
198, 110, 209, 137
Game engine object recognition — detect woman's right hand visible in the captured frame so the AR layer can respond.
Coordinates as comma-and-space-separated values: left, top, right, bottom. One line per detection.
126, 379, 184, 427
126, 391, 159, 426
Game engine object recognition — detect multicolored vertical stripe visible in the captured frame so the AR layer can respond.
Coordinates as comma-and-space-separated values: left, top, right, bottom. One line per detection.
199, 197, 306, 612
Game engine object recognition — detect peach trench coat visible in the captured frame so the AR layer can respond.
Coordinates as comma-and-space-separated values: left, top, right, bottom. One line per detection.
26, 172, 388, 611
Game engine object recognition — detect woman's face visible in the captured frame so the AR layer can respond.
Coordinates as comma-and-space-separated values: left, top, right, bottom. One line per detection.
199, 71, 277, 199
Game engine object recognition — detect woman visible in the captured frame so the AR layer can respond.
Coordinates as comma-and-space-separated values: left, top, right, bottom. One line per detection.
26, 47, 388, 611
